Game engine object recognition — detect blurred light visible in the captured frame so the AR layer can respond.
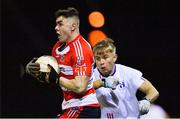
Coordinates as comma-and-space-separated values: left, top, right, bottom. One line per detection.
88, 11, 105, 28
88, 30, 107, 47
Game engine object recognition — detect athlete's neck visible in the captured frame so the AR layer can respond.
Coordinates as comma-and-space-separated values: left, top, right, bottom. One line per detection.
67, 30, 80, 44
66, 34, 81, 46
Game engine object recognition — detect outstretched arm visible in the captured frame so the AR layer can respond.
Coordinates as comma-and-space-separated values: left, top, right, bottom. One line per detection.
138, 78, 159, 103
138, 78, 159, 115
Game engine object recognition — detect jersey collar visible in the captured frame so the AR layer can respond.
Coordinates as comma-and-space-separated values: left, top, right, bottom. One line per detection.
98, 64, 116, 78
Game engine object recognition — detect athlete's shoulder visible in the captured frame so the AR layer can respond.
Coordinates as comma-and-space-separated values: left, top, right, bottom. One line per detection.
51, 41, 60, 55
70, 35, 91, 51
93, 67, 99, 74
53, 41, 60, 48
79, 35, 92, 49
116, 64, 142, 76
93, 67, 100, 78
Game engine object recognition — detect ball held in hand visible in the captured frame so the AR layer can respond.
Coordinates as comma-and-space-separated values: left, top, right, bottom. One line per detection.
35, 55, 60, 84
35, 55, 60, 73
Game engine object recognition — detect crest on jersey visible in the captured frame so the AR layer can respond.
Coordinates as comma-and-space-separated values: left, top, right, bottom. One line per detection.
76, 56, 84, 66
60, 55, 65, 62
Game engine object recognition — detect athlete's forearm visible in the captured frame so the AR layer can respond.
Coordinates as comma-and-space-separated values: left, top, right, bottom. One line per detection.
145, 83, 159, 103
139, 79, 159, 103
58, 76, 89, 94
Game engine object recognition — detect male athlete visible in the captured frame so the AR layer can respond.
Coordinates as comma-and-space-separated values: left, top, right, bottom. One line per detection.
93, 38, 159, 118
26, 7, 100, 118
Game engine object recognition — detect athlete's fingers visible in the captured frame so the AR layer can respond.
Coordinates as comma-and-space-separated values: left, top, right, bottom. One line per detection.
29, 70, 40, 74
28, 63, 40, 77
30, 57, 38, 63
28, 64, 40, 70
26, 57, 39, 75
28, 62, 40, 67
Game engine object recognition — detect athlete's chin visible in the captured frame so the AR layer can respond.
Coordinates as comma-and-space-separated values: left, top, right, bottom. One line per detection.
100, 70, 109, 76
58, 38, 66, 43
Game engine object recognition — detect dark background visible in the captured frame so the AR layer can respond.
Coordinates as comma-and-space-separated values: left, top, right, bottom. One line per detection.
2, 0, 180, 117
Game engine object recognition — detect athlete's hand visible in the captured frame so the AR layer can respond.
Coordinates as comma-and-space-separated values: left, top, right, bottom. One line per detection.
138, 99, 151, 115
26, 57, 40, 78
46, 64, 60, 85
103, 76, 119, 90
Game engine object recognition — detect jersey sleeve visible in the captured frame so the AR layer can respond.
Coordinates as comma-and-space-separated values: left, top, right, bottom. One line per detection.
71, 43, 94, 77
51, 41, 60, 57
93, 68, 100, 81
130, 69, 144, 89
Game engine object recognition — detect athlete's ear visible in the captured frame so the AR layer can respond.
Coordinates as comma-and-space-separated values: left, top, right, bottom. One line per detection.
71, 23, 76, 31
113, 54, 118, 63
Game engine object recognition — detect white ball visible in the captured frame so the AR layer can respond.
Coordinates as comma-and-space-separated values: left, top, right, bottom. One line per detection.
35, 55, 59, 73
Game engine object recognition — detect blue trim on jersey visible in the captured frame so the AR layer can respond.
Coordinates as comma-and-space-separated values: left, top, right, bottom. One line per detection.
141, 77, 145, 80
97, 64, 116, 77
110, 65, 116, 76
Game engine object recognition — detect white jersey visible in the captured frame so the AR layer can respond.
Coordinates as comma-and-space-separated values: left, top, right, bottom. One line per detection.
94, 64, 145, 118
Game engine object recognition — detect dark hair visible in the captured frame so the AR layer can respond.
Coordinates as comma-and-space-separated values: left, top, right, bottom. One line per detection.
55, 7, 79, 19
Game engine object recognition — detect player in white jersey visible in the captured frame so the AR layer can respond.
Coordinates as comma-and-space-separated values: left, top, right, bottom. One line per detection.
93, 38, 159, 118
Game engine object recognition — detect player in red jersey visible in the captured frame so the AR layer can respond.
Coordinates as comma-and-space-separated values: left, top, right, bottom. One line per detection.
26, 7, 100, 118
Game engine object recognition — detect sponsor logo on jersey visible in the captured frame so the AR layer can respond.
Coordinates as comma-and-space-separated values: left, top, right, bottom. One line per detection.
119, 81, 125, 88
59, 64, 73, 75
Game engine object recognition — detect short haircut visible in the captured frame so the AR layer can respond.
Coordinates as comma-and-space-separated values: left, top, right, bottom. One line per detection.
55, 7, 79, 19
93, 38, 116, 55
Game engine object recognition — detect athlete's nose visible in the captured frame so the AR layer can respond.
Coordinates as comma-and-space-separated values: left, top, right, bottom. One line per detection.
99, 59, 105, 65
55, 25, 59, 31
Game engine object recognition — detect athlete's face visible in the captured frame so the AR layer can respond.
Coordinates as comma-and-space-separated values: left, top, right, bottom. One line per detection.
55, 16, 73, 43
94, 47, 117, 76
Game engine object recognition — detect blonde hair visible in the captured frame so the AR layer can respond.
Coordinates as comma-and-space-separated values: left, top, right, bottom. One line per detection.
93, 38, 116, 55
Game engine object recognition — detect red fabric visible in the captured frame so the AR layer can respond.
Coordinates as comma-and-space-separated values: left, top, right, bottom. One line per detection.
59, 107, 83, 119
52, 34, 97, 104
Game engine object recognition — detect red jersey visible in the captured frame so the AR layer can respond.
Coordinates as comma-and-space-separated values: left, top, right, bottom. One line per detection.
52, 34, 99, 110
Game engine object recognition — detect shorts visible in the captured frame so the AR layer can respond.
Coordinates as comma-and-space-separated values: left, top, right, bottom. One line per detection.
58, 106, 101, 118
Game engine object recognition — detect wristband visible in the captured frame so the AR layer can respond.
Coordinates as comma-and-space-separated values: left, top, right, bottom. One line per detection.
101, 78, 105, 87
143, 97, 151, 103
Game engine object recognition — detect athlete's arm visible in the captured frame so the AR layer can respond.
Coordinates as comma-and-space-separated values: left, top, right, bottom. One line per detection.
58, 76, 89, 94
138, 78, 159, 103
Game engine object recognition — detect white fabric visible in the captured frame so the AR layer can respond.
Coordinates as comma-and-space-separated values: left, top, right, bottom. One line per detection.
62, 93, 99, 110
94, 64, 145, 118
104, 76, 119, 89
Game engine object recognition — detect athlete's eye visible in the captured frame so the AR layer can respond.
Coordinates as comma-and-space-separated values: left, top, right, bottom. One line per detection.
103, 55, 109, 59
56, 21, 63, 27
58, 23, 63, 27
95, 57, 101, 61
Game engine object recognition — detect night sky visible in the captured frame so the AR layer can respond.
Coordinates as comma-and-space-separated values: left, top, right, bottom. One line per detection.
2, 0, 180, 117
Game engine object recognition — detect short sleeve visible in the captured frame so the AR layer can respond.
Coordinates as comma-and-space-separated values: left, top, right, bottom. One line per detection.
130, 69, 144, 89
93, 68, 100, 81
72, 42, 94, 77
51, 41, 60, 57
